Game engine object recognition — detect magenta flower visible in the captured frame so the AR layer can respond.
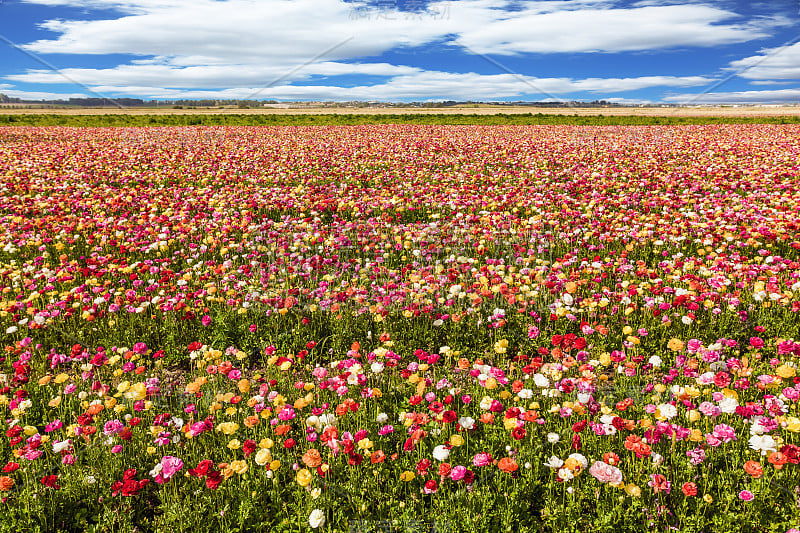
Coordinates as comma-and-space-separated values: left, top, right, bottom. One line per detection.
160, 456, 184, 480
472, 453, 492, 467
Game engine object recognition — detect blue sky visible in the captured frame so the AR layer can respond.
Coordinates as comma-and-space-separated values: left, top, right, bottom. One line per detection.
1, 0, 799, 103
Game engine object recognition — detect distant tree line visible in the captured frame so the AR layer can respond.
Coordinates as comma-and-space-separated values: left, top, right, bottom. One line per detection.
1, 93, 653, 109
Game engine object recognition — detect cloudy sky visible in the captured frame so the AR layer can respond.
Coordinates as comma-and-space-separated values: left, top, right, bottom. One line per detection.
0, 0, 799, 103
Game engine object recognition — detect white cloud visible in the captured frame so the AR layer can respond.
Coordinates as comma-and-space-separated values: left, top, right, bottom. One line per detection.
664, 87, 800, 104
77, 71, 711, 100
6, 0, 788, 101
727, 42, 800, 81
0, 86, 89, 100
452, 3, 787, 55
7, 62, 422, 88
20, 0, 786, 61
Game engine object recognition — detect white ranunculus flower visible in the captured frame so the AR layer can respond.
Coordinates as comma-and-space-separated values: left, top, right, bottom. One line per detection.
432, 445, 450, 462
656, 403, 678, 420
376, 412, 388, 424
544, 456, 564, 469
568, 453, 588, 469
748, 434, 777, 456
718, 397, 738, 414
533, 374, 550, 388
479, 396, 493, 411
52, 439, 71, 453
309, 509, 325, 529
370, 362, 384, 374
547, 432, 560, 444
458, 416, 475, 430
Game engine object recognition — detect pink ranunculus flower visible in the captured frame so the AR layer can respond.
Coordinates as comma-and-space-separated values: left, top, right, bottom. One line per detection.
472, 453, 492, 467
712, 424, 736, 443
450, 465, 467, 481
589, 461, 623, 484
160, 456, 184, 479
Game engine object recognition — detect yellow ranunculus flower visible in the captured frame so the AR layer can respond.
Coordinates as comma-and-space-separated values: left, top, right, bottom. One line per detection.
784, 417, 800, 433
400, 471, 415, 482
124, 382, 147, 401
776, 365, 796, 379
228, 439, 241, 450
296, 468, 312, 487
269, 460, 281, 471
357, 438, 373, 451
230, 460, 248, 475
54, 373, 69, 384
449, 434, 464, 446
625, 484, 641, 498
503, 417, 517, 430
260, 438, 274, 449
217, 422, 239, 435
255, 449, 272, 466
48, 397, 62, 408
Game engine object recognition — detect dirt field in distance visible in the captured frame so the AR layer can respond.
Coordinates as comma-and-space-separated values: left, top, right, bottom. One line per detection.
2, 105, 799, 117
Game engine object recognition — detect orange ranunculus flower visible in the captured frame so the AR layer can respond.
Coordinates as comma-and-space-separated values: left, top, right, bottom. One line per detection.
479, 413, 495, 424
667, 338, 685, 352
743, 460, 763, 478
457, 358, 471, 371
302, 449, 323, 468
86, 404, 104, 415
768, 452, 787, 469
321, 426, 338, 443
275, 424, 292, 436
498, 457, 518, 473
370, 450, 386, 464
335, 403, 348, 417
0, 476, 14, 491
244, 415, 260, 428
218, 360, 233, 373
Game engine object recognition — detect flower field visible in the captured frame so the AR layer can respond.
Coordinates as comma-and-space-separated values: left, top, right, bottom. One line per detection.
1, 124, 799, 532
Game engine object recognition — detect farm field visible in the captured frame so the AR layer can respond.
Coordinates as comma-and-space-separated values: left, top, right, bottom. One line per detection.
1, 124, 799, 532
